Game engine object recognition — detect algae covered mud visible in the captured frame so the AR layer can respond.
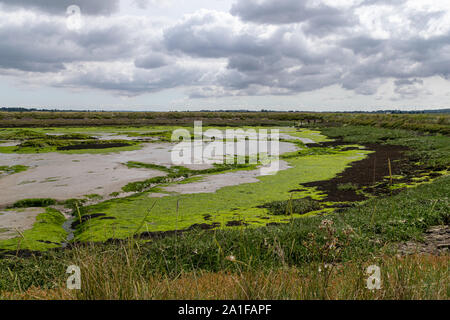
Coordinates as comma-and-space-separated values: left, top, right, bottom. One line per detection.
0, 124, 446, 252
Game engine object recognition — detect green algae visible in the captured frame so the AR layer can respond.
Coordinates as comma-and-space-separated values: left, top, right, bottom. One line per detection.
75, 148, 370, 242
389, 170, 449, 191
281, 128, 332, 143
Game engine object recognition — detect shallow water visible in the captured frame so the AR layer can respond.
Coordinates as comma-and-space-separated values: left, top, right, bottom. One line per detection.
0, 137, 299, 207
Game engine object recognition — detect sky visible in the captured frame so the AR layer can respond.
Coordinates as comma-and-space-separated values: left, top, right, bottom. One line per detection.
0, 0, 449, 111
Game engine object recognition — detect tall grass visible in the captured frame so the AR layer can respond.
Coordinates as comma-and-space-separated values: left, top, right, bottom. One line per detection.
2, 253, 447, 300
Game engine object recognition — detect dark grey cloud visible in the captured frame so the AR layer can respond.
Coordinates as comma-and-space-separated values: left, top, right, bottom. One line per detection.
135, 53, 171, 69
341, 34, 450, 83
230, 0, 355, 30
0, 0, 119, 15
164, 12, 273, 58
0, 16, 140, 72
227, 55, 263, 72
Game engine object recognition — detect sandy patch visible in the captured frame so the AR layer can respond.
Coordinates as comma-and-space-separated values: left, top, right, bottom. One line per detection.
0, 208, 45, 240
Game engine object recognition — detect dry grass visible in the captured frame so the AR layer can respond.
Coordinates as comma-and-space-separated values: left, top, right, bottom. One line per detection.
2, 253, 448, 300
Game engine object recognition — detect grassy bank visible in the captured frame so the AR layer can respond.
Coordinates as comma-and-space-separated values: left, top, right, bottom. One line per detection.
0, 176, 448, 297
2, 254, 447, 300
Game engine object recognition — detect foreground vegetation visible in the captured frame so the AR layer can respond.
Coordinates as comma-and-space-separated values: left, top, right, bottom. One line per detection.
2, 254, 447, 300
0, 176, 448, 298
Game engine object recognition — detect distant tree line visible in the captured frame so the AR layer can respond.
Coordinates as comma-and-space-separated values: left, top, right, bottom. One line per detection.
1, 107, 449, 114
0, 107, 102, 112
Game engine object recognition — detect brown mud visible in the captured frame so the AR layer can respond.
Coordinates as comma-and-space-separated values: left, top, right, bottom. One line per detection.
57, 142, 131, 151
131, 222, 222, 241
302, 141, 412, 202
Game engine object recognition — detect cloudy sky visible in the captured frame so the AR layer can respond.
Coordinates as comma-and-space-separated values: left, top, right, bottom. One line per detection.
0, 0, 449, 111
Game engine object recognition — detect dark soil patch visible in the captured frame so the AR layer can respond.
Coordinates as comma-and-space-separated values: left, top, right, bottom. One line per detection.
71, 213, 108, 228
134, 222, 221, 240
302, 142, 410, 202
398, 225, 450, 256
305, 143, 322, 148
57, 143, 131, 151
0, 249, 39, 259
289, 188, 308, 193
37, 240, 61, 245
226, 220, 248, 227
340, 147, 361, 151
99, 217, 117, 221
